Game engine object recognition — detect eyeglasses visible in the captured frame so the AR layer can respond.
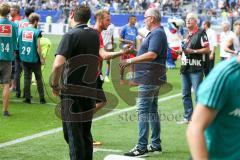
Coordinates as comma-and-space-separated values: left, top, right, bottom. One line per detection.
10, 9, 17, 12
144, 16, 152, 20
186, 17, 195, 21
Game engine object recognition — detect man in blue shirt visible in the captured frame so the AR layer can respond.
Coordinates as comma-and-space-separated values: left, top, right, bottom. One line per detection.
120, 8, 168, 157
119, 15, 138, 85
187, 56, 240, 160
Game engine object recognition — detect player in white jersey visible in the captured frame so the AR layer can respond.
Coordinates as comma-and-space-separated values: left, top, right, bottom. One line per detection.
203, 20, 217, 75
101, 23, 114, 82
220, 21, 235, 61
224, 20, 240, 58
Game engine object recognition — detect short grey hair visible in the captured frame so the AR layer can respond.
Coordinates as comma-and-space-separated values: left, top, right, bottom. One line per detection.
186, 12, 198, 21
221, 21, 231, 27
221, 21, 231, 29
147, 8, 161, 22
234, 20, 240, 26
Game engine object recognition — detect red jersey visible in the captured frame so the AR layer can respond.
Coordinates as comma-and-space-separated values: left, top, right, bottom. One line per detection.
11, 15, 21, 22
98, 31, 104, 49
97, 30, 104, 76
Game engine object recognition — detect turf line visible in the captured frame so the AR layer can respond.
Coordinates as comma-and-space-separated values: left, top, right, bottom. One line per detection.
0, 98, 56, 106
93, 148, 122, 153
0, 93, 181, 149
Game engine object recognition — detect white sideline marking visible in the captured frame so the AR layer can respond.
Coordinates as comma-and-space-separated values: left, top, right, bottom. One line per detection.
0, 99, 57, 106
0, 93, 181, 149
104, 154, 145, 160
93, 148, 122, 153
0, 128, 63, 148
0, 98, 56, 106
93, 93, 182, 121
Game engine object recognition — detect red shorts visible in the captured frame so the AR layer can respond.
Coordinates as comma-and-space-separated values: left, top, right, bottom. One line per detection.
121, 53, 135, 60
129, 53, 135, 58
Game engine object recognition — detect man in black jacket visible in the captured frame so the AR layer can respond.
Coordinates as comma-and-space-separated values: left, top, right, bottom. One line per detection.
51, 5, 100, 160
177, 13, 210, 124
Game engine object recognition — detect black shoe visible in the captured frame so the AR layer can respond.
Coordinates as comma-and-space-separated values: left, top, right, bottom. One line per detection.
124, 146, 148, 157
16, 93, 21, 98
147, 144, 162, 154
40, 98, 46, 104
23, 99, 31, 104
22, 94, 32, 99
3, 111, 10, 117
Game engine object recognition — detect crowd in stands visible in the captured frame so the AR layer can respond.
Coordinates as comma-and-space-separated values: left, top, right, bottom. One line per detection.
79, 0, 184, 14
0, 0, 62, 10
193, 0, 240, 29
0, 0, 184, 13
1, 0, 240, 15
1, 0, 240, 26
197, 0, 240, 13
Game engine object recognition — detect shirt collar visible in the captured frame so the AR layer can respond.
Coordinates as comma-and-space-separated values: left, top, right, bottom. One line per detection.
188, 26, 199, 36
74, 23, 88, 29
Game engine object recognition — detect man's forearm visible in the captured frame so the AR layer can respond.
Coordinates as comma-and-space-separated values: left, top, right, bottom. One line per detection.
195, 47, 210, 54
187, 127, 209, 160
224, 47, 237, 55
100, 48, 125, 60
210, 52, 214, 56
211, 47, 216, 55
51, 66, 63, 87
186, 104, 217, 160
127, 52, 156, 64
108, 51, 124, 59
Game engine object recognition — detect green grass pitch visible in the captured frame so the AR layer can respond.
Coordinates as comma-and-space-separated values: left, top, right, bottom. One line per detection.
0, 34, 221, 160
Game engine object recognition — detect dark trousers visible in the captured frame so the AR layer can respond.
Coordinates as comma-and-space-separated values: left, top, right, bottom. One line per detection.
14, 59, 22, 96
22, 62, 44, 100
61, 96, 94, 160
209, 58, 215, 71
204, 54, 215, 77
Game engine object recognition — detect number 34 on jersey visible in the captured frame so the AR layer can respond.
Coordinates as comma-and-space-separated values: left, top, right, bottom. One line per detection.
0, 24, 12, 53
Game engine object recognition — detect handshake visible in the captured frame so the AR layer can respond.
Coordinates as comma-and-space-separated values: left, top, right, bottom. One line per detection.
119, 44, 136, 69
121, 43, 136, 55
119, 58, 133, 69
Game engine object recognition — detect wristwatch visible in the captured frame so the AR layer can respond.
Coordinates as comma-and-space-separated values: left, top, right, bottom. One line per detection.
193, 50, 197, 54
